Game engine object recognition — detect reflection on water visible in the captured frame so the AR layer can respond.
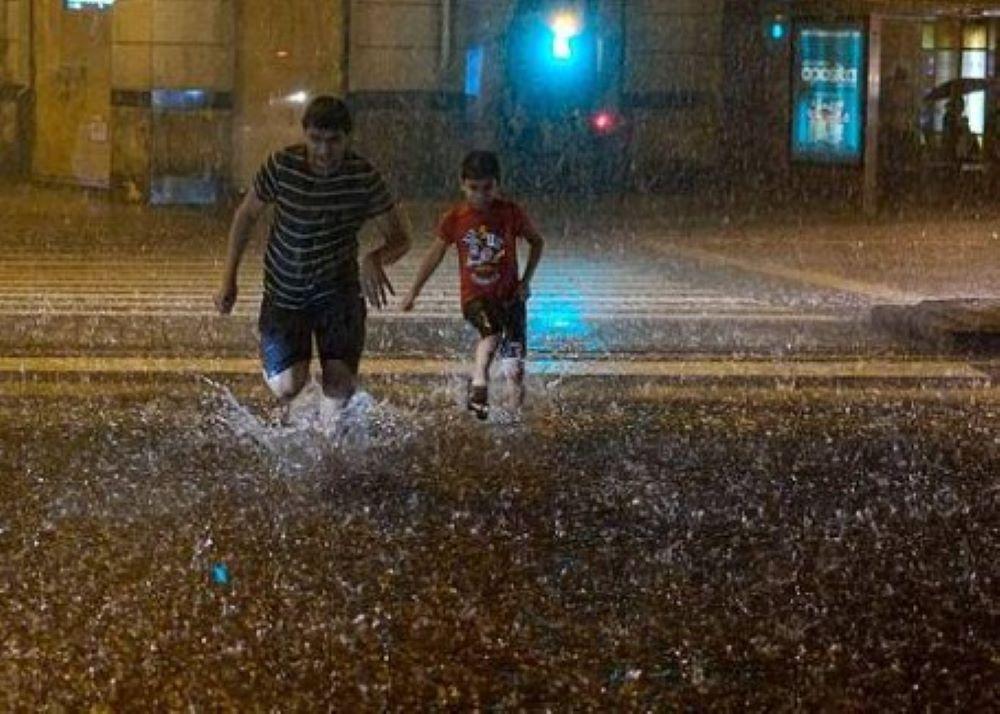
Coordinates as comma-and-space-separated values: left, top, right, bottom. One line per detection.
529, 300, 595, 345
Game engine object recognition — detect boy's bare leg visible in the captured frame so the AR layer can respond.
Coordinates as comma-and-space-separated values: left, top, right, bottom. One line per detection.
265, 361, 311, 424
266, 361, 310, 402
467, 335, 499, 419
472, 335, 500, 387
320, 359, 357, 410
501, 357, 526, 409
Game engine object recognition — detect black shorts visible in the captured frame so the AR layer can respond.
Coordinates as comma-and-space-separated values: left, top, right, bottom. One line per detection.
258, 294, 367, 378
462, 297, 527, 359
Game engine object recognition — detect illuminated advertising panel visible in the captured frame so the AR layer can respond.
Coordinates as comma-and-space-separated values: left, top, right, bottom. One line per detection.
791, 23, 866, 164
65, 0, 115, 9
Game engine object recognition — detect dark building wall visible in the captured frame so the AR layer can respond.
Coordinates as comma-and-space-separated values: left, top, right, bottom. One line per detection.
623, 0, 726, 190
0, 0, 29, 175
721, 0, 784, 191
344, 0, 466, 197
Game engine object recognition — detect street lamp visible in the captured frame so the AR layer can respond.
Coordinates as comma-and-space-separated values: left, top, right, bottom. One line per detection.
549, 10, 583, 60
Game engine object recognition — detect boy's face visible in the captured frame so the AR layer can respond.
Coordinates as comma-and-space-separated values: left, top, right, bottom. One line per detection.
461, 176, 497, 210
304, 126, 348, 175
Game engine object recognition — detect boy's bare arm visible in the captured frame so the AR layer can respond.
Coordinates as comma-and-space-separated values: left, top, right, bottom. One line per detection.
518, 230, 545, 298
362, 206, 413, 309
401, 237, 450, 311
215, 191, 267, 315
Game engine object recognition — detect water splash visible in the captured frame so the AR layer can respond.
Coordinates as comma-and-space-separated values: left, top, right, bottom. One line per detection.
203, 377, 421, 470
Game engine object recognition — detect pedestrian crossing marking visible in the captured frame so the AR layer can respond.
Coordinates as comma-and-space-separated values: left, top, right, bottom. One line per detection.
0, 355, 990, 383
0, 248, 864, 326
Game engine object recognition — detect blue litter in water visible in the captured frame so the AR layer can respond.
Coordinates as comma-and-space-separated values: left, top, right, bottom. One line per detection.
211, 563, 230, 585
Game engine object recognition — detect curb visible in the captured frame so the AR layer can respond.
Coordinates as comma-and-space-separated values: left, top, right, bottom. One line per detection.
1, 356, 993, 390
871, 299, 1000, 356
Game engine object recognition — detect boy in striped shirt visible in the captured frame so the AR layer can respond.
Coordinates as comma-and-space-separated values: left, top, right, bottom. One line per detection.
214, 96, 411, 412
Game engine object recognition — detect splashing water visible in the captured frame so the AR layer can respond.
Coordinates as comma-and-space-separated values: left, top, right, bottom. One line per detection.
203, 378, 421, 470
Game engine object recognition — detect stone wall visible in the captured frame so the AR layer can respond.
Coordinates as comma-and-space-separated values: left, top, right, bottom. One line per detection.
0, 0, 29, 174
111, 0, 234, 201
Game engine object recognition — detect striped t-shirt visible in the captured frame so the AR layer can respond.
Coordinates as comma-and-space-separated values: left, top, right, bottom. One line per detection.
253, 145, 395, 309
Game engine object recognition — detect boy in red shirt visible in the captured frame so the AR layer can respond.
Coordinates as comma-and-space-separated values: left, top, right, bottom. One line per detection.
401, 151, 545, 419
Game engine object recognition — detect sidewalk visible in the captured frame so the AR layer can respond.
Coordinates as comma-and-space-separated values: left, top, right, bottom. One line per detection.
664, 217, 1000, 300
650, 215, 1000, 353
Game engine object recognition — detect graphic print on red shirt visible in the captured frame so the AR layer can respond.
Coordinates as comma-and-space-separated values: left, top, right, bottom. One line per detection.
437, 198, 535, 305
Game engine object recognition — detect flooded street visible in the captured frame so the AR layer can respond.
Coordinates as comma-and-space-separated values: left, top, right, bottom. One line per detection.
2, 372, 997, 709
6, 0, 1000, 708
1, 185, 998, 708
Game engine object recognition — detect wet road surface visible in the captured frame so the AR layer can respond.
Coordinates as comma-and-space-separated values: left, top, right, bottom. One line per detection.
2, 371, 997, 709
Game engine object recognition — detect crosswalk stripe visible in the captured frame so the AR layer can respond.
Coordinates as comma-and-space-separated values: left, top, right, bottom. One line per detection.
0, 307, 830, 320
0, 295, 779, 307
0, 355, 990, 382
0, 250, 845, 324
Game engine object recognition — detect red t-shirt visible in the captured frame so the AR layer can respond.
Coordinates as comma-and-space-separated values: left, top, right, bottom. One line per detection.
437, 198, 536, 305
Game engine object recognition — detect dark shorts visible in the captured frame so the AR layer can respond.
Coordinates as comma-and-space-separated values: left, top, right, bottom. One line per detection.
258, 294, 367, 379
462, 297, 527, 360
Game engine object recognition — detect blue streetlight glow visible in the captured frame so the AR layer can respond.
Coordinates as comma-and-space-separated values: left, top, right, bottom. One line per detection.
553, 35, 572, 59
506, 6, 599, 112
770, 19, 787, 41
550, 11, 583, 60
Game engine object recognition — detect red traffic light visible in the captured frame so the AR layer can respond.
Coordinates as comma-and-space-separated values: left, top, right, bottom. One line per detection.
590, 110, 619, 135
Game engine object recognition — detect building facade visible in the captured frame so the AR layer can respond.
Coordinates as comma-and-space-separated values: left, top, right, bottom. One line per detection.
0, 0, 731, 202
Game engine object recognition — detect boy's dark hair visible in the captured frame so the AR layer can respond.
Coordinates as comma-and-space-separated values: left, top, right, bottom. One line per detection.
302, 95, 353, 134
461, 150, 501, 182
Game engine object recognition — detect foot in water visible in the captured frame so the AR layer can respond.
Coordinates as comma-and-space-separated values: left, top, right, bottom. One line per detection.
276, 380, 323, 428
467, 384, 489, 421
503, 380, 525, 412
